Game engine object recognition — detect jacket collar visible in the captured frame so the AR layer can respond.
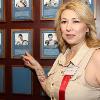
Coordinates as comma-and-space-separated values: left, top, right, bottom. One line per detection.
58, 43, 90, 67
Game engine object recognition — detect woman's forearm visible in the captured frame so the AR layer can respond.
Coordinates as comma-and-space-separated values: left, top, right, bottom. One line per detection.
22, 52, 51, 96
35, 65, 51, 97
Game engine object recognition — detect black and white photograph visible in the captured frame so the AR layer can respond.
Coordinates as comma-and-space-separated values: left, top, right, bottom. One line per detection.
15, 0, 29, 8
15, 33, 29, 45
44, 32, 58, 47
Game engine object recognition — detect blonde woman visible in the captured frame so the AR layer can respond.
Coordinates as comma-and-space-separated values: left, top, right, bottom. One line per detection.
22, 0, 100, 100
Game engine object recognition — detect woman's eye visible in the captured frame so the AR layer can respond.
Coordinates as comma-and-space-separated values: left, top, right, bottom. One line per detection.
73, 20, 80, 23
61, 21, 67, 24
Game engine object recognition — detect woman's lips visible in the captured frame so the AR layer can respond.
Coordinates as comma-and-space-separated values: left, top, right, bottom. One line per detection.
66, 34, 75, 39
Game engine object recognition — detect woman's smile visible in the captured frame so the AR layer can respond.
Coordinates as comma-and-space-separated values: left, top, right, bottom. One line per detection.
66, 34, 76, 39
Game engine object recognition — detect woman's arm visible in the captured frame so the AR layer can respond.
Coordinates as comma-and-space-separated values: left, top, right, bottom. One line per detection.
22, 52, 52, 97
22, 52, 50, 95
22, 52, 62, 97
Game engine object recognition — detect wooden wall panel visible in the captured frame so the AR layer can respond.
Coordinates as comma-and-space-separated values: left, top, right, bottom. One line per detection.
0, 0, 99, 100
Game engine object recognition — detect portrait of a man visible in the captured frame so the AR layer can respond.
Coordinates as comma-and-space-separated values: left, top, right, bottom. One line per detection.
44, 0, 59, 8
15, 33, 29, 45
15, 0, 29, 8
44, 33, 58, 47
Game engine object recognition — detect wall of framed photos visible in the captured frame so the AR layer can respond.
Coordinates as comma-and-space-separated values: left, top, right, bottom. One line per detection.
0, 0, 100, 100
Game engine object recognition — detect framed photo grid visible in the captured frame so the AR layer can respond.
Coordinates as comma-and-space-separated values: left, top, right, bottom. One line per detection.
40, 0, 63, 20
11, 29, 33, 58
0, 29, 5, 58
11, 0, 33, 21
40, 29, 60, 59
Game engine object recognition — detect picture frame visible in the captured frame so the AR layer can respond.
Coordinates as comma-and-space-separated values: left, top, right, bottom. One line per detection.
0, 29, 5, 58
93, 0, 96, 19
11, 0, 33, 21
40, 0, 63, 20
0, 0, 5, 21
88, 0, 96, 19
0, 65, 5, 93
11, 29, 33, 58
12, 66, 32, 94
40, 29, 59, 59
83, 0, 96, 19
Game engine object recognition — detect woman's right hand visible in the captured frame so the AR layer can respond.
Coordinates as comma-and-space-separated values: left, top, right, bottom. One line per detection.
22, 52, 41, 70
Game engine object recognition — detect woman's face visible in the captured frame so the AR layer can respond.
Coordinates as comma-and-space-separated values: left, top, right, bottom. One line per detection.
60, 9, 89, 46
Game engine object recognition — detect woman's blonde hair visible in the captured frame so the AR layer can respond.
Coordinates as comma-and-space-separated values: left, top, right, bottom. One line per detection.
55, 0, 100, 53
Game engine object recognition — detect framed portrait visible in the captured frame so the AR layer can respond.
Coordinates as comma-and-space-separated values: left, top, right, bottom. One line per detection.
40, 0, 63, 20
0, 30, 5, 58
40, 29, 60, 59
12, 66, 32, 94
12, 0, 33, 21
11, 29, 33, 58
0, 65, 5, 93
0, 0, 5, 21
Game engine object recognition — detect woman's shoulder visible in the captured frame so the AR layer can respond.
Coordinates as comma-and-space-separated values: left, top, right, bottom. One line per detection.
92, 47, 100, 57
91, 47, 100, 68
94, 48, 100, 57
91, 48, 100, 85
